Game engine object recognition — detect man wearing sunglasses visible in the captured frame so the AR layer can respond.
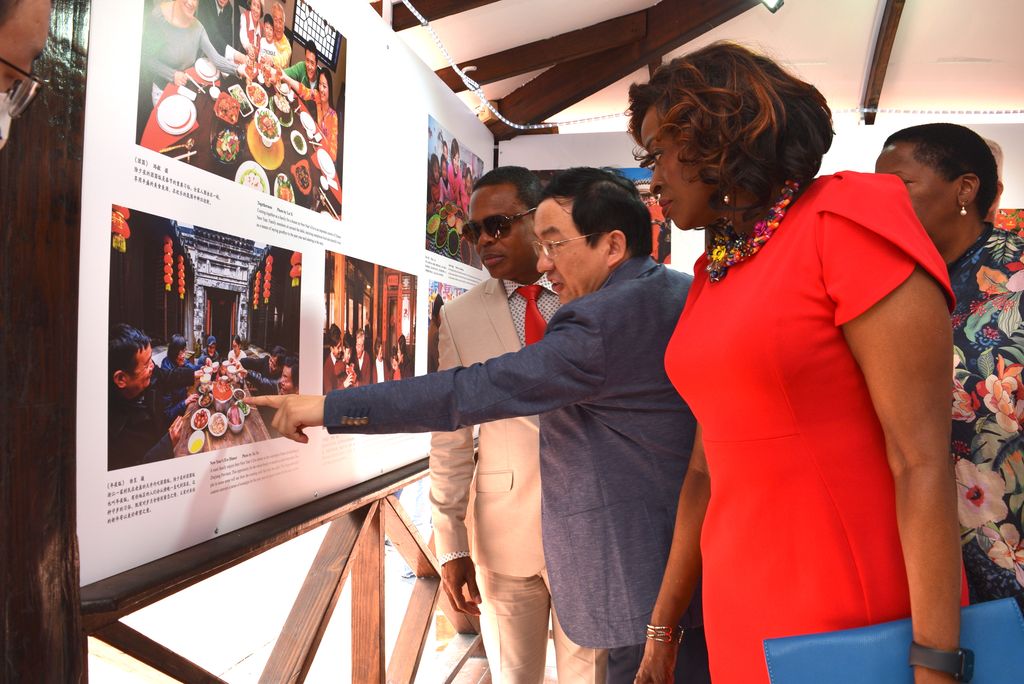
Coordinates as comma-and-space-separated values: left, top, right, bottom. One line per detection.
250, 167, 708, 684
431, 167, 606, 683
0, 0, 50, 151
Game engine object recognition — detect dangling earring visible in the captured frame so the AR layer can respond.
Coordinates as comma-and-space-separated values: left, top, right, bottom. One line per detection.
722, 193, 730, 206
960, 204, 967, 217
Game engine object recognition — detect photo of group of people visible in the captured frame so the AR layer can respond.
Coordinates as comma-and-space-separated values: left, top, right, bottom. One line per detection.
425, 116, 485, 267
323, 251, 418, 394
108, 204, 302, 471
426, 280, 467, 373
136, 0, 346, 219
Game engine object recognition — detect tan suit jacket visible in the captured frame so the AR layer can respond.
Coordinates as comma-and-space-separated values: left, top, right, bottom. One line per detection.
428, 278, 545, 576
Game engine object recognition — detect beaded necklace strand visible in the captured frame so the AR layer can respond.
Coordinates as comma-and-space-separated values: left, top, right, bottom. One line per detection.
706, 180, 800, 282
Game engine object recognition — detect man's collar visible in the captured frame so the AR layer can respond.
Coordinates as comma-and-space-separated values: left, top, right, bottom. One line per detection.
501, 273, 555, 299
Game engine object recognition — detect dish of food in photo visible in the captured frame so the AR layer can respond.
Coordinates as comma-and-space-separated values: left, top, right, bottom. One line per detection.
227, 405, 244, 434
254, 107, 281, 146
291, 159, 312, 195
232, 388, 245, 402
289, 129, 307, 156
235, 160, 269, 193
446, 229, 460, 256
228, 84, 253, 117
190, 408, 211, 431
246, 82, 268, 109
434, 224, 449, 250
208, 412, 228, 437
198, 393, 214, 409
274, 173, 295, 203
194, 57, 218, 82
187, 429, 206, 454
213, 126, 241, 164
427, 214, 441, 235
213, 91, 240, 125
237, 399, 251, 417
273, 93, 290, 115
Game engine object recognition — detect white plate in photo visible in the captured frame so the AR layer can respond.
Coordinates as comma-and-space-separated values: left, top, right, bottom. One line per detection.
298, 110, 315, 135
157, 94, 196, 135
195, 57, 219, 82
235, 160, 269, 194
290, 130, 307, 155
316, 148, 335, 180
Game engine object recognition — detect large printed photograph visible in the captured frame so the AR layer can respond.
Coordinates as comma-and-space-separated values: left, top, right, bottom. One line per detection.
323, 252, 418, 394
426, 280, 467, 373
108, 204, 302, 471
135, 0, 346, 219
426, 116, 485, 267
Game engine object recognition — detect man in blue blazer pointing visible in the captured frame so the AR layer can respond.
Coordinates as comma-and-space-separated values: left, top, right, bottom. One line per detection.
251, 168, 709, 684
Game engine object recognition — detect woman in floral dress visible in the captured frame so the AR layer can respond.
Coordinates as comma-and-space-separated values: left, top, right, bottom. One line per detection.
876, 123, 1016, 601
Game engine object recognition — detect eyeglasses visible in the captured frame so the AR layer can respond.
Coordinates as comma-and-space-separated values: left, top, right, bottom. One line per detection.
463, 207, 536, 243
532, 234, 590, 260
0, 54, 46, 118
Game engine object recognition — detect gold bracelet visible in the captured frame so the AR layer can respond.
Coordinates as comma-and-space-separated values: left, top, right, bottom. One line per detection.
645, 624, 684, 644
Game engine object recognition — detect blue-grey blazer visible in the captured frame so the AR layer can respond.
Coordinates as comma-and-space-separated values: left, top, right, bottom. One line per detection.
325, 256, 700, 648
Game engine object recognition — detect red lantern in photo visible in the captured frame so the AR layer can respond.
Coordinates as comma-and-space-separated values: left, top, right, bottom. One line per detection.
162, 237, 173, 291
253, 272, 261, 310
289, 251, 301, 287
111, 206, 131, 253
176, 254, 185, 299
263, 258, 272, 303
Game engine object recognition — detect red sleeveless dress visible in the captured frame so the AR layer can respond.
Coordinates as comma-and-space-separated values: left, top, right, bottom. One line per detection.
664, 172, 963, 682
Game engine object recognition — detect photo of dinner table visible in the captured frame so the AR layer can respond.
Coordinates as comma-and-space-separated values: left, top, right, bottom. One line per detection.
138, 57, 342, 221
171, 367, 275, 457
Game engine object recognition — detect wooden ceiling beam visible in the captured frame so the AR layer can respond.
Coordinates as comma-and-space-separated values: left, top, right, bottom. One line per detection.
487, 0, 761, 140
370, 0, 505, 32
860, 0, 905, 125
436, 11, 648, 92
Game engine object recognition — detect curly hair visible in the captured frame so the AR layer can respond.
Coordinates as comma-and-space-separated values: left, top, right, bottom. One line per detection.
627, 42, 833, 221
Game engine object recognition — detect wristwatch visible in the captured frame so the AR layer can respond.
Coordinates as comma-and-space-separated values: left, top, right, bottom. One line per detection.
909, 641, 974, 682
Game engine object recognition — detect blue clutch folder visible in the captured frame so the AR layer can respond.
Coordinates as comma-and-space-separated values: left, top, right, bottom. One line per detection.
763, 597, 1024, 683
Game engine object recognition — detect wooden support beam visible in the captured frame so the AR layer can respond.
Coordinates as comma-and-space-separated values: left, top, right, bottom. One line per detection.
92, 623, 226, 684
351, 502, 386, 683
371, 0, 504, 32
258, 507, 371, 683
387, 576, 441, 683
488, 0, 761, 140
861, 0, 905, 125
436, 11, 648, 92
384, 494, 440, 577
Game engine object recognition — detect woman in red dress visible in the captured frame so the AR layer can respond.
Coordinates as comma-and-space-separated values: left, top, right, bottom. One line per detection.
629, 43, 965, 683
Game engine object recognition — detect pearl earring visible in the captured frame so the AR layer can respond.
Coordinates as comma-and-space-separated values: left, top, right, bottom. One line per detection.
722, 194, 730, 206
960, 204, 967, 216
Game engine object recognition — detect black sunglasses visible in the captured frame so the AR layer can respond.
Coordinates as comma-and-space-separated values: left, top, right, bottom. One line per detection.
463, 207, 536, 243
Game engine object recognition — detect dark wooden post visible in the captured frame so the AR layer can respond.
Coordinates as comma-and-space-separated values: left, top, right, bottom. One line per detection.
0, 0, 90, 680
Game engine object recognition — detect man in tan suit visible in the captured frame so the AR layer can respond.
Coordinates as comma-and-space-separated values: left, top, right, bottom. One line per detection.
430, 167, 606, 683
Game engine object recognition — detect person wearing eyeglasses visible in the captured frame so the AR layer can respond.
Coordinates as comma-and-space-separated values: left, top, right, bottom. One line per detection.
431, 166, 601, 683
0, 0, 51, 151
248, 167, 709, 684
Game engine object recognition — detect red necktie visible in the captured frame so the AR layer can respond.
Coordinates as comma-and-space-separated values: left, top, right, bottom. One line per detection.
516, 284, 546, 345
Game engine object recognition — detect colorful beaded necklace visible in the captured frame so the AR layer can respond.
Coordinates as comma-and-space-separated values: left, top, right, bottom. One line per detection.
706, 180, 800, 282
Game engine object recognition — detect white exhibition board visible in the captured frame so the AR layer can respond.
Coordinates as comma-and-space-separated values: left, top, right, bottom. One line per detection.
77, 0, 492, 585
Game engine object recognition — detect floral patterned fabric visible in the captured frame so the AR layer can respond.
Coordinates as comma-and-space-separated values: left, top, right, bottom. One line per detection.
950, 223, 1024, 602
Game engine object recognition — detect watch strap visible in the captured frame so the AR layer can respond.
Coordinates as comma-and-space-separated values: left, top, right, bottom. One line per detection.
908, 641, 974, 682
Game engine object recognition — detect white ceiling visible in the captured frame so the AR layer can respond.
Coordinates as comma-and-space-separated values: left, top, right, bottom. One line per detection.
383, 0, 1024, 133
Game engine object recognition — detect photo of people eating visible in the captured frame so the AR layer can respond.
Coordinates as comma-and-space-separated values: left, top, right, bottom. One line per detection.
135, 0, 345, 220
323, 251, 418, 395
108, 204, 302, 471
426, 116, 485, 267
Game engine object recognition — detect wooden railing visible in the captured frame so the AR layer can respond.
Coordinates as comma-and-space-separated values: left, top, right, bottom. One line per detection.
81, 459, 481, 683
